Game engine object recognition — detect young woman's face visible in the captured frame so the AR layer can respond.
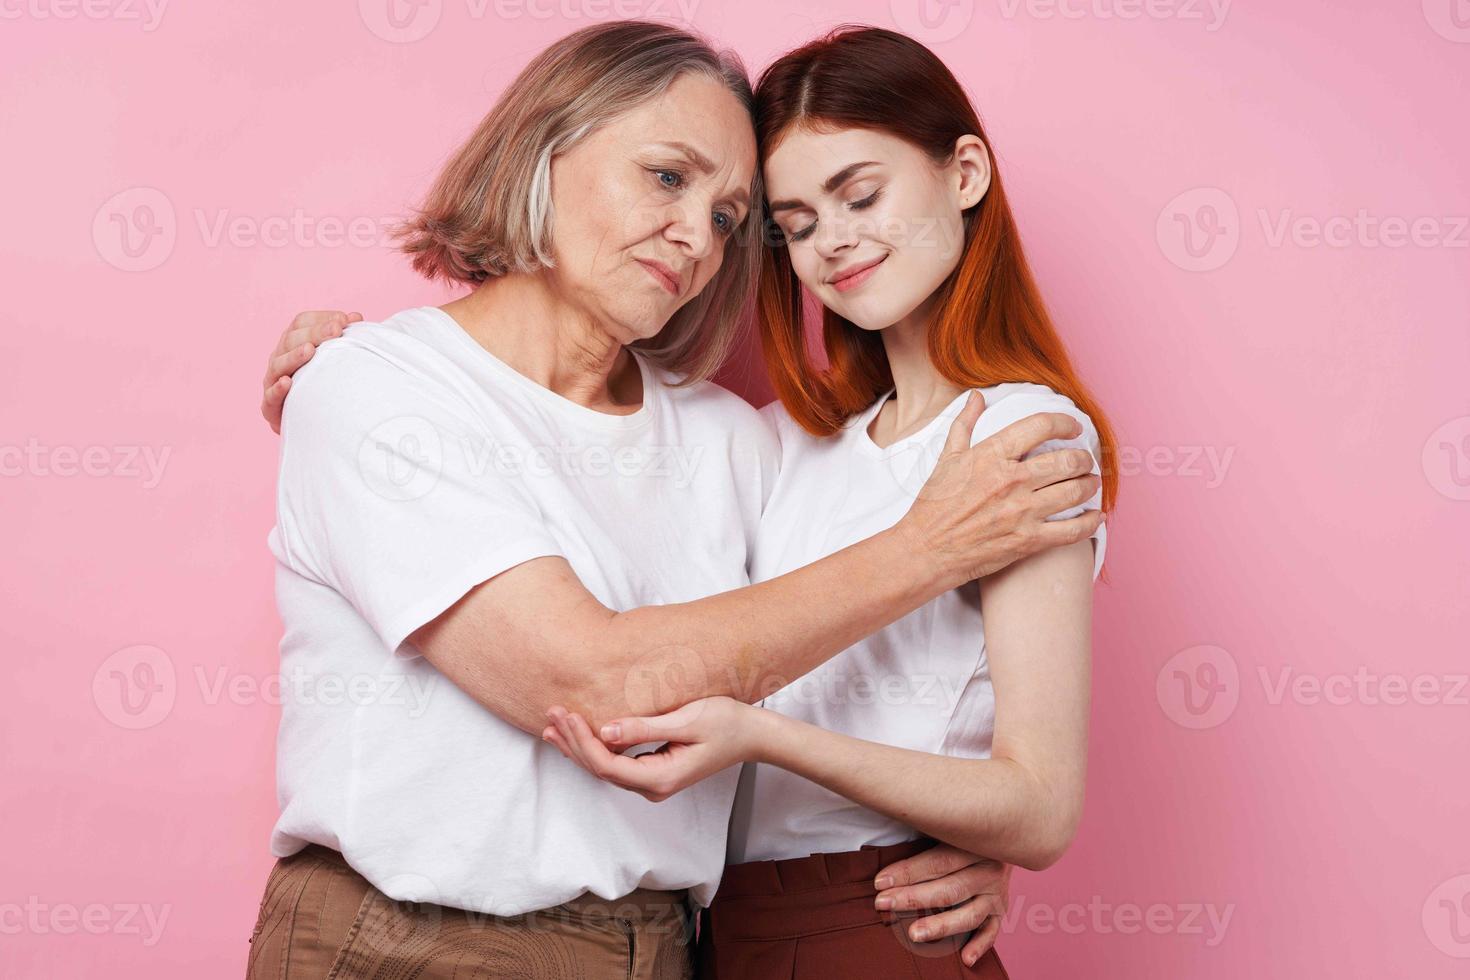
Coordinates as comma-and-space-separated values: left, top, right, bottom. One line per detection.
547, 72, 756, 345
763, 125, 988, 331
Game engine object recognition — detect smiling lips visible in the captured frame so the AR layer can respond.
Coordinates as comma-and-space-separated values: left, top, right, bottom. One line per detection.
637, 259, 682, 296
828, 254, 888, 293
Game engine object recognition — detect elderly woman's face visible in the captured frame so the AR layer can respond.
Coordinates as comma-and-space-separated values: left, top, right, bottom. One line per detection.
547, 72, 756, 344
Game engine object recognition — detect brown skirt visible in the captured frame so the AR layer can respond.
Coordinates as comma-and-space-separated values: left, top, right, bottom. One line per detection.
697, 839, 1010, 980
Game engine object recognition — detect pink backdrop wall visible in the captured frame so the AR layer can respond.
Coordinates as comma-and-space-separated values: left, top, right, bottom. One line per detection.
3, 1, 1467, 976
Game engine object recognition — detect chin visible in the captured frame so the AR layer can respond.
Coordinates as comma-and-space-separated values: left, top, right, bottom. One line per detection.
607, 305, 673, 344
829, 295, 918, 332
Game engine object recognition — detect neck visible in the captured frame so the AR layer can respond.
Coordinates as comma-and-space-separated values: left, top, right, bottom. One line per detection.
440, 272, 641, 412
875, 293, 966, 436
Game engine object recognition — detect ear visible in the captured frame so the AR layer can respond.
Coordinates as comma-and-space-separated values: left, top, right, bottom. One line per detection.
952, 135, 992, 211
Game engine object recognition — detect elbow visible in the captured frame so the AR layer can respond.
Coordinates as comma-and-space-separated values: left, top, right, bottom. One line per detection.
1015, 828, 1075, 872
542, 661, 627, 732
1014, 797, 1084, 872
999, 765, 1084, 871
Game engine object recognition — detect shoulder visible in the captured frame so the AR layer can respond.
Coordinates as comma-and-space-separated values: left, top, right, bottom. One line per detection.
969, 381, 1099, 453
657, 373, 771, 441
757, 397, 794, 443
283, 311, 480, 437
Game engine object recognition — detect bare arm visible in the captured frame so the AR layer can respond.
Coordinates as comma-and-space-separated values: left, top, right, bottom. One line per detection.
747, 537, 1094, 869
411, 400, 1102, 736
268, 314, 1099, 739
547, 535, 1096, 871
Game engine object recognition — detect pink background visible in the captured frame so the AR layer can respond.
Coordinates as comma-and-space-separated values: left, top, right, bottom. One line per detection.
3, 0, 1467, 976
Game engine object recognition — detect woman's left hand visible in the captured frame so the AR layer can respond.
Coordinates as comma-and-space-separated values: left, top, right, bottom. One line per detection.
543, 697, 763, 802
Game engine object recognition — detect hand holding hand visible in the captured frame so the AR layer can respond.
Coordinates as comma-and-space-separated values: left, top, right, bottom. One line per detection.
542, 697, 764, 802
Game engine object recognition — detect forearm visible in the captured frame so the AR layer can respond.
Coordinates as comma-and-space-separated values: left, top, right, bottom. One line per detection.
750, 709, 1078, 871
413, 526, 948, 736
576, 525, 953, 725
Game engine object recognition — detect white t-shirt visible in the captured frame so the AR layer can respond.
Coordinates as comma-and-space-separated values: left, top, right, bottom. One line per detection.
727, 383, 1107, 863
267, 306, 777, 915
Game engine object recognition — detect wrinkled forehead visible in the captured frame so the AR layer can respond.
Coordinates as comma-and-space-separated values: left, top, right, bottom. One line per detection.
609, 77, 758, 196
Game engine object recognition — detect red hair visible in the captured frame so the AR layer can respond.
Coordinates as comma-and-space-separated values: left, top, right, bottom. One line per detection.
754, 26, 1118, 513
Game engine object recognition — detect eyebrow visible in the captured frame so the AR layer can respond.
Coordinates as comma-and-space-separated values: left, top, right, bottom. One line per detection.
767, 161, 881, 213
652, 141, 751, 209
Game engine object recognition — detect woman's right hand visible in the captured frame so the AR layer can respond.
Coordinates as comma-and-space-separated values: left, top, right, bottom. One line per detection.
899, 392, 1103, 587
260, 310, 362, 432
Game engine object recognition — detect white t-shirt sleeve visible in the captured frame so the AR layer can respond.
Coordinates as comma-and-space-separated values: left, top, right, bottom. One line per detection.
969, 385, 1108, 580
273, 344, 564, 656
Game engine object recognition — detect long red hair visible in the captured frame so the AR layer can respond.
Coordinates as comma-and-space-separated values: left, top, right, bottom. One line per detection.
754, 26, 1118, 513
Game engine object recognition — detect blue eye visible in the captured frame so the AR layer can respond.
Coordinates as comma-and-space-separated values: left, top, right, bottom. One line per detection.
714, 211, 734, 236
655, 169, 683, 189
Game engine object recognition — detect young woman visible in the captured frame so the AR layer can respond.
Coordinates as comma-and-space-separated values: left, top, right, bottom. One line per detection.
248, 20, 1103, 979
541, 26, 1118, 979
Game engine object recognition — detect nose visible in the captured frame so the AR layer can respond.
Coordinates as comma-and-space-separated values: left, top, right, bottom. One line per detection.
812, 204, 859, 259
662, 198, 717, 262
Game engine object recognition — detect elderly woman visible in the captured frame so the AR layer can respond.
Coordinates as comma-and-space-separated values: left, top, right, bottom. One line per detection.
246, 21, 1101, 980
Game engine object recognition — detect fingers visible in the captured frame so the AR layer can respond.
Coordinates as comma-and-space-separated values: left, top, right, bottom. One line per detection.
265, 341, 318, 388
261, 375, 291, 434
542, 722, 578, 764
904, 893, 1002, 945
959, 913, 1002, 968
874, 843, 973, 892
876, 862, 1005, 913
546, 708, 595, 771
598, 716, 665, 751
1022, 447, 1096, 489
1033, 508, 1105, 551
942, 391, 987, 454
552, 709, 660, 792
277, 311, 359, 357
1029, 474, 1102, 519
987, 412, 1084, 462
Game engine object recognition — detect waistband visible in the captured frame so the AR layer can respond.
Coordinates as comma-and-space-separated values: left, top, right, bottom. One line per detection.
296, 844, 690, 925
708, 839, 932, 943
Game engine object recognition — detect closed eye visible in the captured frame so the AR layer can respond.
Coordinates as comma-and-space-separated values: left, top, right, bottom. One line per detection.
781, 190, 882, 245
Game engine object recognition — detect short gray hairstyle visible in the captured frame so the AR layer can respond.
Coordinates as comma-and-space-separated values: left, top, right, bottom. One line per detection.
398, 21, 761, 384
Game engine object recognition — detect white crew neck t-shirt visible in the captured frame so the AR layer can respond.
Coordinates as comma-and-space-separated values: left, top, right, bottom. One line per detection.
267, 306, 777, 915
727, 382, 1107, 864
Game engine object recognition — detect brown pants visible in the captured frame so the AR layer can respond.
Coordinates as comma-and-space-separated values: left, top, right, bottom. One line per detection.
246, 845, 694, 979
697, 839, 1011, 979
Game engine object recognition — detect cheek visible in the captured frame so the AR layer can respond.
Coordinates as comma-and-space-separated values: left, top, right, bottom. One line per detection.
787, 246, 825, 291
689, 243, 729, 293
883, 189, 967, 274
